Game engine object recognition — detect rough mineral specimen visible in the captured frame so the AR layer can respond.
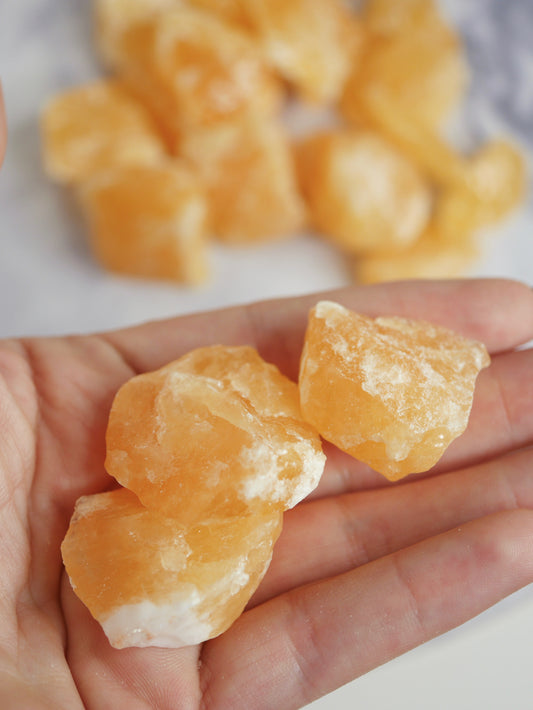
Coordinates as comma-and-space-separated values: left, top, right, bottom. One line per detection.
299, 301, 490, 479
295, 130, 432, 254
348, 0, 467, 130
105, 345, 326, 524
113, 7, 281, 148
180, 112, 305, 243
353, 228, 479, 284
61, 487, 282, 648
41, 80, 166, 183
241, 0, 363, 105
78, 162, 209, 284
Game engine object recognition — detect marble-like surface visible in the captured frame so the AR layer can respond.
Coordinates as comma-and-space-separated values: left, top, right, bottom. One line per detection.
1, 2, 532, 709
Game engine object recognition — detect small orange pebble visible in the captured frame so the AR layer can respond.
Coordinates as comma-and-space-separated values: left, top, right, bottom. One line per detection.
61, 487, 282, 648
114, 7, 281, 146
188, 0, 253, 31
299, 301, 490, 480
94, 0, 182, 67
344, 0, 467, 131
41, 79, 166, 183
180, 112, 305, 243
363, 0, 447, 38
105, 345, 326, 524
353, 228, 479, 284
78, 162, 209, 284
241, 0, 363, 105
294, 130, 432, 254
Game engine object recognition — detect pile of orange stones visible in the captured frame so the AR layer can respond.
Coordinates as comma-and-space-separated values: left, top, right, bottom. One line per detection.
41, 0, 525, 286
62, 301, 490, 649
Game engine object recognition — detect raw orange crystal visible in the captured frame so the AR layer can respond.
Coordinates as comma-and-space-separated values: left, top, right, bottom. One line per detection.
105, 345, 326, 523
95, 0, 182, 67
350, 0, 467, 130
78, 162, 209, 284
41, 79, 166, 183
114, 7, 281, 148
241, 0, 363, 105
180, 112, 305, 243
61, 487, 282, 648
353, 228, 479, 284
294, 130, 432, 254
299, 301, 490, 480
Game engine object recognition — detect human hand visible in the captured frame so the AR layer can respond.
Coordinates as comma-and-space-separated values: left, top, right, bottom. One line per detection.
1, 278, 532, 710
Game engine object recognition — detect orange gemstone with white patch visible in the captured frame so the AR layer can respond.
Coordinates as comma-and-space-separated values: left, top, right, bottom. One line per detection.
105, 345, 326, 523
61, 487, 282, 649
299, 301, 490, 479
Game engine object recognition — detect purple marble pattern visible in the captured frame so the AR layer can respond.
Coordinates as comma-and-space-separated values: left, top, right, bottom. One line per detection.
446, 0, 533, 149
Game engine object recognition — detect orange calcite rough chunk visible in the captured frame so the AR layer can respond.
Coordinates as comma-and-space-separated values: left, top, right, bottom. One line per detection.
299, 301, 490, 480
115, 8, 281, 147
355, 0, 467, 130
363, 0, 447, 38
41, 80, 166, 183
61, 487, 282, 648
106, 346, 326, 523
181, 113, 305, 243
95, 0, 183, 66
295, 130, 432, 254
353, 229, 478, 284
241, 0, 363, 105
78, 163, 209, 284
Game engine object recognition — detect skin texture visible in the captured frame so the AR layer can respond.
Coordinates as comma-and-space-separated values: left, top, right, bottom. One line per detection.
0, 278, 533, 709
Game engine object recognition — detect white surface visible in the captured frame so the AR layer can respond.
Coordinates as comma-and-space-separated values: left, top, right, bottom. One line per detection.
1, 1, 533, 709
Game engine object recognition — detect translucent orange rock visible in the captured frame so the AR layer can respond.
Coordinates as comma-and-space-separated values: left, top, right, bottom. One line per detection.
299, 301, 490, 480
114, 7, 281, 148
106, 346, 326, 523
353, 228, 479, 284
363, 0, 448, 38
61, 487, 282, 648
188, 0, 253, 30
41, 80, 166, 183
241, 0, 363, 105
294, 130, 432, 254
78, 163, 209, 284
352, 0, 467, 130
181, 112, 305, 243
95, 0, 183, 66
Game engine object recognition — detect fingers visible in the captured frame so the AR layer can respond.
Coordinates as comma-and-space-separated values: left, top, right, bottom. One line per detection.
62, 575, 201, 710
102, 279, 533, 379
201, 510, 533, 710
253, 447, 533, 605
433, 347, 533, 474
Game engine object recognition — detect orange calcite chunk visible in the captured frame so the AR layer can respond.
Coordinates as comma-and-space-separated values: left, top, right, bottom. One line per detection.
188, 0, 253, 30
353, 229, 478, 284
295, 130, 432, 254
363, 0, 447, 38
115, 8, 281, 147
78, 163, 209, 284
355, 0, 467, 130
242, 0, 363, 105
181, 113, 305, 243
106, 346, 326, 523
299, 301, 490, 480
41, 80, 166, 183
95, 0, 183, 66
61, 487, 282, 648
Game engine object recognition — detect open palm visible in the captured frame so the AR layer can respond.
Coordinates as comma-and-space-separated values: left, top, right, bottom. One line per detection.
1, 278, 533, 710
